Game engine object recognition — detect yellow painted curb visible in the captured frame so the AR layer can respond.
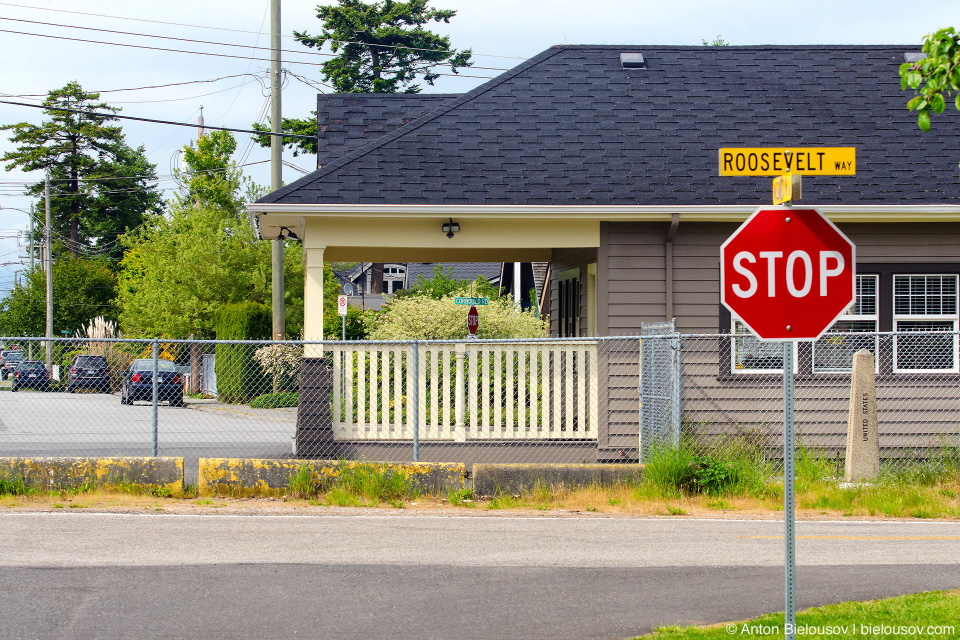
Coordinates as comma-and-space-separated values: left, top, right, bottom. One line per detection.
0, 456, 184, 493
198, 458, 466, 497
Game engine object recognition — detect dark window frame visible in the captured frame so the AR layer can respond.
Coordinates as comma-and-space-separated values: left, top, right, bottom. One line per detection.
558, 275, 581, 338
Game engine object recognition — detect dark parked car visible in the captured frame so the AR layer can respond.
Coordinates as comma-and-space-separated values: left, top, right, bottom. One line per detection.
10, 361, 50, 392
68, 354, 111, 393
1, 351, 24, 380
120, 359, 184, 406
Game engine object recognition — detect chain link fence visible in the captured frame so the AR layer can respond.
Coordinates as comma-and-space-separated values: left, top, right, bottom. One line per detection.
1, 331, 958, 477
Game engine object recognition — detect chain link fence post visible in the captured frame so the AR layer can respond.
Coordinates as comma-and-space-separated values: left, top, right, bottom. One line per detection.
152, 338, 159, 456
412, 339, 419, 462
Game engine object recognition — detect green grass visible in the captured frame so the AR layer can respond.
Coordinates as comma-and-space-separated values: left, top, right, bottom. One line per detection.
635, 590, 960, 639
0, 477, 29, 496
249, 391, 299, 408
287, 464, 316, 499
447, 487, 474, 506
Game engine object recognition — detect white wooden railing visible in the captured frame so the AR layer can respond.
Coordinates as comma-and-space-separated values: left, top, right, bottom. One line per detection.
329, 340, 598, 441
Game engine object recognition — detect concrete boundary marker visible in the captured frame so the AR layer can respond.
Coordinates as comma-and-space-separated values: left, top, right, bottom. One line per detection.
0, 457, 184, 492
472, 463, 645, 497
199, 458, 466, 497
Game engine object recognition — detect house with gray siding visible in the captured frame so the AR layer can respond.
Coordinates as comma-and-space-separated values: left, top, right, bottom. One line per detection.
249, 44, 960, 462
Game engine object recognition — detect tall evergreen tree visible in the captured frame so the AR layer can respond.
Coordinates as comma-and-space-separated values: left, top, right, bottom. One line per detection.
1, 81, 162, 264
253, 0, 472, 156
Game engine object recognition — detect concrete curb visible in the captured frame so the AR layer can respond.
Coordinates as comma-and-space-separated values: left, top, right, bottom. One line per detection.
198, 458, 466, 497
472, 463, 644, 497
0, 457, 184, 492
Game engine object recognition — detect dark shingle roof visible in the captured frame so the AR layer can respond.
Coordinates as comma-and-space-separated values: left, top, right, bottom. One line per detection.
261, 45, 960, 206
316, 94, 458, 166
405, 262, 501, 285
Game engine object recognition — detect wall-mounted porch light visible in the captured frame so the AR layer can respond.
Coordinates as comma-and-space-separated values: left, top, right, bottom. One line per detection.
442, 218, 461, 239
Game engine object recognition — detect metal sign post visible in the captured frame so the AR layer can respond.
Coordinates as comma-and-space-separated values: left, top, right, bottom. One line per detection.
782, 342, 796, 639
720, 207, 856, 640
337, 294, 348, 340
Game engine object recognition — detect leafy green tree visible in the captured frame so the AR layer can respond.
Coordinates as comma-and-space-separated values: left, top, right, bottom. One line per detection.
901, 27, 960, 137
392, 264, 498, 301
116, 203, 270, 338
173, 130, 248, 216
0, 81, 162, 263
321, 263, 369, 339
0, 258, 117, 336
253, 0, 472, 156
117, 131, 307, 338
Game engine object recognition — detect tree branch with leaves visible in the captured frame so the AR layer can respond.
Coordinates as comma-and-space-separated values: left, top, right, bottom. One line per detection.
900, 28, 960, 134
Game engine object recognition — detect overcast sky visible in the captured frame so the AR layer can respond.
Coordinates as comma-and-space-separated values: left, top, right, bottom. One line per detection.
1, 0, 959, 294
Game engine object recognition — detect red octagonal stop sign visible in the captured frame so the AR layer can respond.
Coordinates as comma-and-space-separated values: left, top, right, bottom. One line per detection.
721, 206, 855, 341
467, 305, 479, 335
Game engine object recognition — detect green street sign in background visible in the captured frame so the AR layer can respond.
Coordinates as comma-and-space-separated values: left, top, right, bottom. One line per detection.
454, 297, 488, 306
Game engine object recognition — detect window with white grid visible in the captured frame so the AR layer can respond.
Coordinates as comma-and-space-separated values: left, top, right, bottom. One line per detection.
813, 275, 878, 372
893, 274, 959, 372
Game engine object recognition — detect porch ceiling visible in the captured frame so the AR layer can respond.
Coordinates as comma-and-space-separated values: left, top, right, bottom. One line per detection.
257, 211, 601, 262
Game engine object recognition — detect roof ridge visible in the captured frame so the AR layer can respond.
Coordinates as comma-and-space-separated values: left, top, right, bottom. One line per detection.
317, 93, 461, 101
548, 43, 920, 50
258, 46, 567, 204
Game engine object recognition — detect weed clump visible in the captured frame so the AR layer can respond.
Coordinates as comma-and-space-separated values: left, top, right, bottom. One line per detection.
0, 477, 28, 496
642, 440, 772, 498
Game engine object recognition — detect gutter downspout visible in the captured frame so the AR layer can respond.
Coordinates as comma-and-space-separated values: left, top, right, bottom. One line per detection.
665, 213, 679, 321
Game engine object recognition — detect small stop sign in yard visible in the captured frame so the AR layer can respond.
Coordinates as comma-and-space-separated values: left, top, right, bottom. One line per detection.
467, 305, 479, 336
721, 207, 855, 341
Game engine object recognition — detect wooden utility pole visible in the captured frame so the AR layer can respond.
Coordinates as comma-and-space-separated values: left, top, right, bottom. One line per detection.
270, 0, 285, 340
44, 171, 53, 371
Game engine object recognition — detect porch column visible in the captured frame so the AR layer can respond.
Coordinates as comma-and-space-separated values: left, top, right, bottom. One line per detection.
304, 246, 326, 344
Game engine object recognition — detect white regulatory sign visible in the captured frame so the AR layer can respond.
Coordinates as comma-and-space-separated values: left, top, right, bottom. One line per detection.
337, 295, 348, 316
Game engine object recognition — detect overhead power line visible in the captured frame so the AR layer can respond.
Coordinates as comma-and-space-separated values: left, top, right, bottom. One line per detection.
0, 72, 265, 97
0, 2, 527, 60
0, 99, 318, 140
0, 27, 499, 81
0, 16, 511, 73
0, 159, 272, 188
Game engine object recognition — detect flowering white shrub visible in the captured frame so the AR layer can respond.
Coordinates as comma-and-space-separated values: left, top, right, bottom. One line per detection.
254, 343, 304, 383
367, 296, 547, 340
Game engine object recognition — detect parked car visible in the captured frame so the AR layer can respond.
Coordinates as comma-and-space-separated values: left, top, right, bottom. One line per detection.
1, 351, 24, 380
120, 359, 184, 406
68, 354, 111, 393
10, 361, 50, 392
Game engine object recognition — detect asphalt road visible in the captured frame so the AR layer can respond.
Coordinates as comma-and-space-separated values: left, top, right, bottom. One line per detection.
1, 512, 958, 640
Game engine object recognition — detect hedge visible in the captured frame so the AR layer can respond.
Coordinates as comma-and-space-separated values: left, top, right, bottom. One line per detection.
214, 302, 271, 403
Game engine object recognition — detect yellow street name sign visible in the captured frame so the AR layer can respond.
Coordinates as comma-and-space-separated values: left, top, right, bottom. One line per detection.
719, 147, 855, 176
773, 173, 801, 205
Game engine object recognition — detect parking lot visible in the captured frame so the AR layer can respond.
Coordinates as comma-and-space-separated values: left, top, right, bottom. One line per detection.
0, 385, 297, 482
